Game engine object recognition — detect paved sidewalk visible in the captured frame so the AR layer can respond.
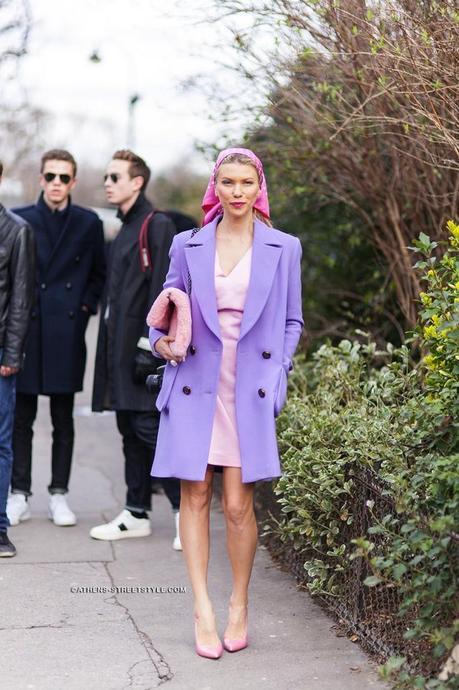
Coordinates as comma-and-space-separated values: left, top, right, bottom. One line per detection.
0, 321, 389, 690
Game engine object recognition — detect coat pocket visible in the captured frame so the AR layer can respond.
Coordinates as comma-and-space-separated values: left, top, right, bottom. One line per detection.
155, 363, 179, 412
274, 366, 288, 418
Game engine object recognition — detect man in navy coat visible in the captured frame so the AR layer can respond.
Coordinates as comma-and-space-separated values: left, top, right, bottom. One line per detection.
7, 149, 106, 528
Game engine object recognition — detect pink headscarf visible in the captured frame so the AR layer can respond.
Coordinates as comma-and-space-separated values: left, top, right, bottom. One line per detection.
201, 147, 270, 226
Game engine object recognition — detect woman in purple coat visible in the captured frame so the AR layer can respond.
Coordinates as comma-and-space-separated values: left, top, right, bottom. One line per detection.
150, 147, 303, 659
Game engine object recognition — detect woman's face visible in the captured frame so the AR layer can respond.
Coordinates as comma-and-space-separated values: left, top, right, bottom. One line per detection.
215, 162, 260, 220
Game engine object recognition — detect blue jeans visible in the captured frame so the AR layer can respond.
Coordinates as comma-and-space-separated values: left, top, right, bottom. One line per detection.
0, 348, 16, 532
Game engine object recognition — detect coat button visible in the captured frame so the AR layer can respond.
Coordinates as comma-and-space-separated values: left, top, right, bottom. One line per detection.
190, 345, 196, 355
258, 388, 266, 398
262, 351, 271, 359
66, 282, 72, 290
41, 283, 46, 290
68, 310, 75, 319
75, 256, 80, 263
182, 386, 191, 395
31, 310, 36, 319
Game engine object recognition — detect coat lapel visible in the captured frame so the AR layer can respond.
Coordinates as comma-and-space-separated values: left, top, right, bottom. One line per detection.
36, 196, 74, 274
44, 208, 73, 272
31, 210, 54, 273
239, 220, 283, 341
184, 217, 283, 343
184, 219, 221, 341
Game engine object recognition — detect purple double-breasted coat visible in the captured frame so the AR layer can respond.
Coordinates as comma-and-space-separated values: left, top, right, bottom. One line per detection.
148, 217, 304, 483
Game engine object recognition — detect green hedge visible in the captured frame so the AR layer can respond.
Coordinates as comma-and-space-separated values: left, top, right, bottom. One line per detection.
268, 226, 458, 688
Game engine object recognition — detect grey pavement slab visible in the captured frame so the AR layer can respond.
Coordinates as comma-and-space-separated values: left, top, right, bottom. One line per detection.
0, 319, 390, 690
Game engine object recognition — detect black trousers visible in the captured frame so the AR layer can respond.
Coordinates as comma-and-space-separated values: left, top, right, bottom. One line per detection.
12, 393, 75, 495
115, 410, 180, 512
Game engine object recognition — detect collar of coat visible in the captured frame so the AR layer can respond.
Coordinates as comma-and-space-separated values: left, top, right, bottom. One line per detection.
184, 216, 283, 342
116, 191, 154, 224
37, 191, 71, 217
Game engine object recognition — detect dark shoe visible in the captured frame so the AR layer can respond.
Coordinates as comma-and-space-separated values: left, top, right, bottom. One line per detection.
0, 532, 17, 557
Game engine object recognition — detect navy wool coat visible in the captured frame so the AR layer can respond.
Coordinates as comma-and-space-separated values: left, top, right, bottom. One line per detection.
13, 194, 106, 394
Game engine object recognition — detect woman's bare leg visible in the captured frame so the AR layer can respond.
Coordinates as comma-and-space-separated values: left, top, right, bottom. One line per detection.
180, 466, 219, 646
221, 467, 257, 639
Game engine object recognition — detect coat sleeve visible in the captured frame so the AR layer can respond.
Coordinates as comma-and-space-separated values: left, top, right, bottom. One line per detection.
82, 217, 106, 314
2, 224, 36, 369
283, 238, 304, 373
143, 214, 178, 343
148, 231, 186, 354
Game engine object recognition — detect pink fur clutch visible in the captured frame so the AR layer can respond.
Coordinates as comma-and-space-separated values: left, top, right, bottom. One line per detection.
146, 288, 192, 359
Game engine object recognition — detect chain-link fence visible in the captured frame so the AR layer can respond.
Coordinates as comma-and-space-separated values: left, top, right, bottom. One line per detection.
255, 470, 435, 676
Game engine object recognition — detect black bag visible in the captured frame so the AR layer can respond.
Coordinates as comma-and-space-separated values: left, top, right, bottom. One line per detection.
145, 365, 167, 394
133, 348, 164, 385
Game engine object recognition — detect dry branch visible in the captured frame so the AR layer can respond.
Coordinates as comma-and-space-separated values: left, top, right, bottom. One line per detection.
216, 0, 459, 327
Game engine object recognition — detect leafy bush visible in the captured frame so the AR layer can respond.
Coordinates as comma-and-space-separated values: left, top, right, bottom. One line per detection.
270, 225, 458, 689
413, 221, 459, 430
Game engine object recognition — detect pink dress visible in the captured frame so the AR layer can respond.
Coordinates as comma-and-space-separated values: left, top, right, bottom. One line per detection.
207, 246, 252, 468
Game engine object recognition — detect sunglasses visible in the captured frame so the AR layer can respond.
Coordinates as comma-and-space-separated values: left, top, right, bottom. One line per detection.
103, 173, 121, 183
43, 172, 73, 184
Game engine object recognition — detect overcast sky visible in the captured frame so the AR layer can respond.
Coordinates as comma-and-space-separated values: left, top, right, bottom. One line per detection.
14, 0, 258, 174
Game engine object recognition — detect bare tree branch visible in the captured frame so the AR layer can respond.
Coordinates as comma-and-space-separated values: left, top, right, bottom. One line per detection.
213, 0, 459, 328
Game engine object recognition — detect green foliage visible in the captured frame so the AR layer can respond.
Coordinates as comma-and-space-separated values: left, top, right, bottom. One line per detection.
412, 222, 459, 426
271, 222, 458, 688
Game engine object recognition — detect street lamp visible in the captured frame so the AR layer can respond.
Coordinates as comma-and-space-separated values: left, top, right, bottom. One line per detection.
127, 93, 141, 149
89, 50, 101, 64
89, 49, 141, 149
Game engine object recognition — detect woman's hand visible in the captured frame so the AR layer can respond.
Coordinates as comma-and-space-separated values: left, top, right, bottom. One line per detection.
154, 336, 184, 364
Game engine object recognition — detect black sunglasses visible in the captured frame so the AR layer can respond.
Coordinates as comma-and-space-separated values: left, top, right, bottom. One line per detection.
43, 172, 72, 184
104, 173, 121, 183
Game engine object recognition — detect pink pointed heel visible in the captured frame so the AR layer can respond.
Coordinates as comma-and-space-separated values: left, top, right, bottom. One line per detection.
194, 614, 223, 659
223, 632, 248, 653
223, 604, 249, 653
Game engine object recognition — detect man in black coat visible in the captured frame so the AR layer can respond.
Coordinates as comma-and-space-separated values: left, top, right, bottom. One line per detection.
0, 160, 35, 557
7, 149, 106, 529
91, 150, 182, 548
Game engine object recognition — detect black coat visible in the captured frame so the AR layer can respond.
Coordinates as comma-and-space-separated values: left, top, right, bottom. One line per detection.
92, 193, 176, 412
13, 194, 106, 394
0, 205, 36, 369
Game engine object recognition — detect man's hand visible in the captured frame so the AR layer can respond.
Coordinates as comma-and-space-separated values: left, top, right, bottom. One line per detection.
0, 365, 19, 377
154, 336, 184, 364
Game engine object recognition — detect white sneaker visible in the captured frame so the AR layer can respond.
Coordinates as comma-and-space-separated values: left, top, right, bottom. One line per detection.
173, 511, 182, 551
48, 494, 77, 526
89, 509, 151, 541
7, 494, 31, 526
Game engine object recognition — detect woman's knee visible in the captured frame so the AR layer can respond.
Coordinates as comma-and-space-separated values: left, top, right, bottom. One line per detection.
181, 480, 212, 512
223, 499, 254, 529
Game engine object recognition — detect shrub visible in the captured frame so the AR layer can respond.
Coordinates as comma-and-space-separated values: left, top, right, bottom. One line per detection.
270, 224, 458, 688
